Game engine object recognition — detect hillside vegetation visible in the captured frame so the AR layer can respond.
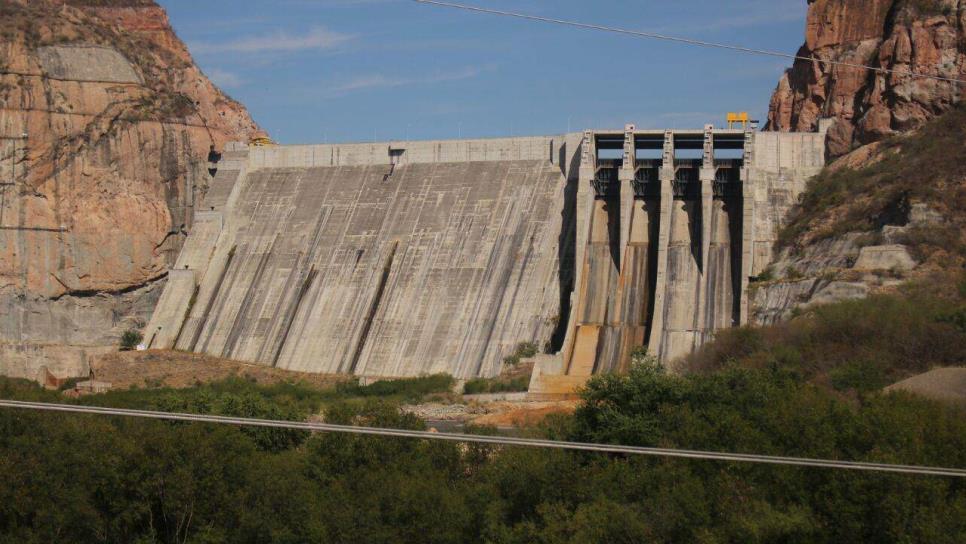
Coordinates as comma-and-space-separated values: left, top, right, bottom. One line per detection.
0, 359, 964, 542
690, 273, 966, 392
778, 104, 966, 269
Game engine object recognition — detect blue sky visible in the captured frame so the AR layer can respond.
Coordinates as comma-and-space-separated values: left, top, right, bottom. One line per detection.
161, 0, 808, 144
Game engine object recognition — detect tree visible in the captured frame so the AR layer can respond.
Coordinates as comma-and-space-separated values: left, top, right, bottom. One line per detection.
120, 329, 143, 351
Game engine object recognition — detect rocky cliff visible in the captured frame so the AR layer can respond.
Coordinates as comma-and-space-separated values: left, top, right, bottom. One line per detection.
755, 1, 966, 323
754, 89, 966, 325
0, 0, 262, 378
766, 0, 965, 157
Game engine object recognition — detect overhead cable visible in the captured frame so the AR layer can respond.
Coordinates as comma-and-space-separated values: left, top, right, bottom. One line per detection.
1, 399, 965, 478
412, 0, 966, 85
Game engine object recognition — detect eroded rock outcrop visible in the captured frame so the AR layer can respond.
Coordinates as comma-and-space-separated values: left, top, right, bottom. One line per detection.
753, 1, 966, 322
767, 0, 965, 156
0, 0, 261, 377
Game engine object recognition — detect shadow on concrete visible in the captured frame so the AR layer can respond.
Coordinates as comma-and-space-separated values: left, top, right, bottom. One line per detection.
547, 142, 579, 354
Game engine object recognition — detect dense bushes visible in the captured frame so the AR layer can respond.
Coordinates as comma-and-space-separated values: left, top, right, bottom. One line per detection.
0, 360, 964, 542
565, 364, 966, 542
687, 278, 966, 390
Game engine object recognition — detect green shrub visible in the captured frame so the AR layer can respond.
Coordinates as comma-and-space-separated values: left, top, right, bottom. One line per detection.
785, 266, 805, 280
750, 266, 775, 283
119, 329, 142, 351
502, 341, 539, 367
57, 377, 84, 392
937, 306, 966, 332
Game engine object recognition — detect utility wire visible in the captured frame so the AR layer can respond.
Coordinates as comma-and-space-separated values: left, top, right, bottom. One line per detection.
2, 399, 965, 478
412, 0, 966, 85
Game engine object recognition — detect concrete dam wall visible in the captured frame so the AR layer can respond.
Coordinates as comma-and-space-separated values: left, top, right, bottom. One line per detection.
147, 125, 826, 383
146, 137, 574, 379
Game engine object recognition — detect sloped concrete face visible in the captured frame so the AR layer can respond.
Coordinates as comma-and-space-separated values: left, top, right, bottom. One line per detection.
148, 140, 571, 379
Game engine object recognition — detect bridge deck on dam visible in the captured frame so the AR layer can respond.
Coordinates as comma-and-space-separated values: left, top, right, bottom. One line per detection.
148, 151, 568, 379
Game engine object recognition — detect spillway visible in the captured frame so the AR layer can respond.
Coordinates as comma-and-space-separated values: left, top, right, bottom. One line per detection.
529, 124, 827, 397
147, 125, 827, 385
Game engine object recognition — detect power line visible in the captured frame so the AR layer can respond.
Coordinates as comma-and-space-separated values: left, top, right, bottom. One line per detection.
412, 0, 966, 86
1, 399, 964, 478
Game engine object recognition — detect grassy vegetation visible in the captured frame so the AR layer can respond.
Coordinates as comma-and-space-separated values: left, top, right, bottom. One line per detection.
687, 272, 966, 392
778, 104, 966, 262
463, 342, 539, 394
87, 373, 455, 413
462, 374, 530, 395
335, 373, 454, 402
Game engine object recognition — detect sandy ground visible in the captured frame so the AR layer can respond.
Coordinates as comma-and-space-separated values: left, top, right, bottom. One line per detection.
885, 367, 966, 405
403, 400, 578, 429
90, 350, 346, 389
469, 402, 578, 427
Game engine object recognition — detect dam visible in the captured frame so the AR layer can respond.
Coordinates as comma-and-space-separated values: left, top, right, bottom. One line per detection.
145, 122, 827, 387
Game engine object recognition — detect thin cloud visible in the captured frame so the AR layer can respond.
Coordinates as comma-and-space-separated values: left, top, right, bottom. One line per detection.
176, 16, 271, 32
658, 111, 719, 120
327, 65, 490, 96
190, 26, 353, 55
694, 10, 804, 32
207, 68, 244, 89
651, 1, 805, 34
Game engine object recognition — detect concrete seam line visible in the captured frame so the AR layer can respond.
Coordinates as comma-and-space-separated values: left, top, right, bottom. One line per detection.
412, 0, 966, 86
1, 400, 964, 478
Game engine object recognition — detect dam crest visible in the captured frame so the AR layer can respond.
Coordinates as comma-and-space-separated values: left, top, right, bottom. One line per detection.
146, 123, 827, 392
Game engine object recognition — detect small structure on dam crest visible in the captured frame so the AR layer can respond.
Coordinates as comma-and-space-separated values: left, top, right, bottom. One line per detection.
145, 121, 828, 392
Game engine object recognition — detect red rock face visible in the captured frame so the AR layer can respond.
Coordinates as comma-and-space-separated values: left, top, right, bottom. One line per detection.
766, 0, 965, 156
0, 0, 261, 351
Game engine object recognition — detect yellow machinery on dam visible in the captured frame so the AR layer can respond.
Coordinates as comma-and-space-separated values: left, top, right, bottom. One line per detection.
145, 122, 828, 390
